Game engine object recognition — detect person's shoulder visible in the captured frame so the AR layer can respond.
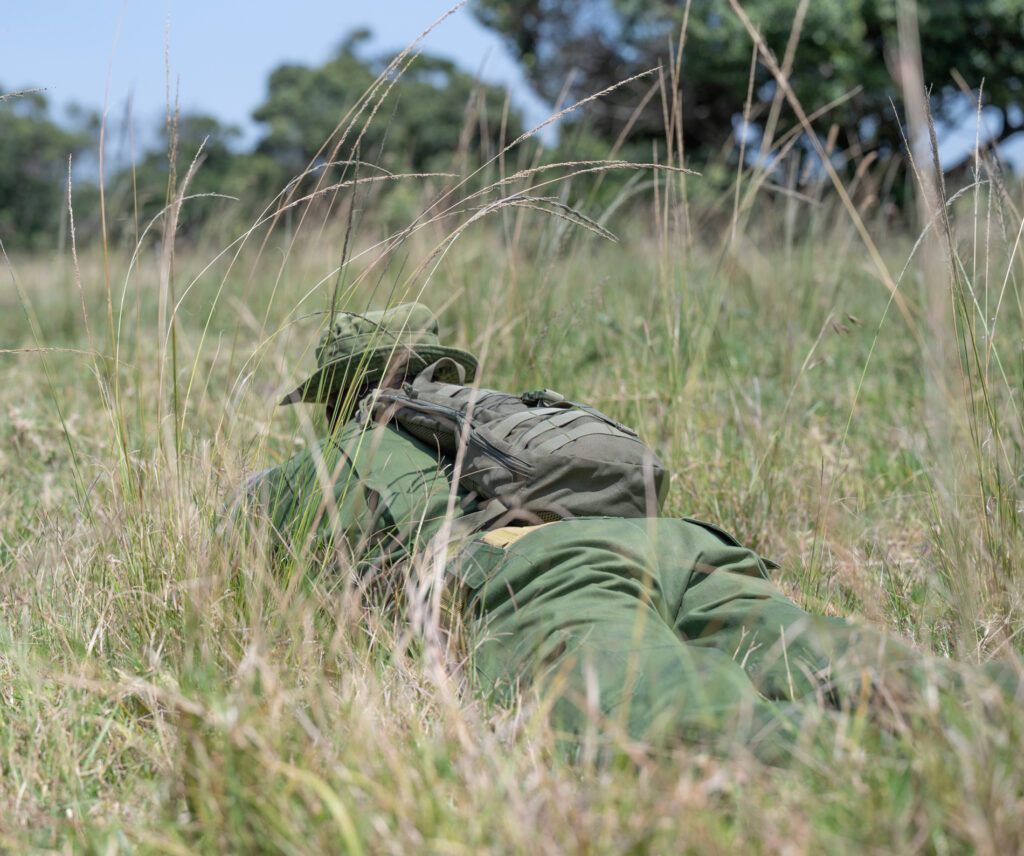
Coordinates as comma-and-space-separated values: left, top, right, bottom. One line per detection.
336, 418, 444, 461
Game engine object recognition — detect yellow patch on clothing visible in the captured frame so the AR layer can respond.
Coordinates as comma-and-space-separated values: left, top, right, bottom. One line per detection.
479, 523, 554, 548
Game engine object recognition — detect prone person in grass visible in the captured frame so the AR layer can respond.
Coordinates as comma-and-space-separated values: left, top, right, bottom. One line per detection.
234, 301, 1021, 760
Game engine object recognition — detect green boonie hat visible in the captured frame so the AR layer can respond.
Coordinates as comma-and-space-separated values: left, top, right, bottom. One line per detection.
280, 302, 478, 405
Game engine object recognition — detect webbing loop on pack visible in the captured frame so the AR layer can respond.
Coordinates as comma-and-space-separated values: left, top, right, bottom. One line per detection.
518, 409, 587, 446
532, 422, 625, 456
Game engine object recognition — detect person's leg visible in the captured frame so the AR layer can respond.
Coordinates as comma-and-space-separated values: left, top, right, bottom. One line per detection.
453, 516, 1021, 757
662, 518, 1022, 711
455, 519, 801, 757
679, 560, 913, 707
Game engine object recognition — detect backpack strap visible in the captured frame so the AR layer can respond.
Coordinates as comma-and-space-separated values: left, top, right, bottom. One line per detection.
566, 402, 638, 437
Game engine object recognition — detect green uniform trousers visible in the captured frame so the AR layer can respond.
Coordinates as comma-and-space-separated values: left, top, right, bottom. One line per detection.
454, 517, 1014, 759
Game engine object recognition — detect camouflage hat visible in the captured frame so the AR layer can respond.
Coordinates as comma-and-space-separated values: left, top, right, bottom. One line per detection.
280, 302, 478, 405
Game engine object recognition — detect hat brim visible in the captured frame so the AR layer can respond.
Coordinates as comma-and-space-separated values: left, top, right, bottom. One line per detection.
280, 343, 478, 405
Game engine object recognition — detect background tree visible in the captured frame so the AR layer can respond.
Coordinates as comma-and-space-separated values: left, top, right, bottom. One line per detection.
471, 0, 1024, 167
0, 88, 95, 250
253, 29, 524, 174
98, 30, 523, 247
104, 113, 284, 244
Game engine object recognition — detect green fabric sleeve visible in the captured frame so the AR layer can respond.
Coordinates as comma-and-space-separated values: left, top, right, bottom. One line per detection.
235, 421, 471, 566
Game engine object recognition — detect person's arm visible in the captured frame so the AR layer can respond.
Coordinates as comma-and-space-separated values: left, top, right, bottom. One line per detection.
228, 433, 370, 561
229, 422, 473, 567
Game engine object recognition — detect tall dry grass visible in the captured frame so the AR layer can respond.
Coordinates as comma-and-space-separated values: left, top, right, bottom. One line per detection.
4, 4, 1024, 852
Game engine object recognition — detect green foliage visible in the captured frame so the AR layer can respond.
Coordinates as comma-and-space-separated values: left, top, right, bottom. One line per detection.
471, 0, 1024, 163
0, 88, 95, 250
6, 31, 525, 252
102, 113, 285, 246
253, 29, 523, 173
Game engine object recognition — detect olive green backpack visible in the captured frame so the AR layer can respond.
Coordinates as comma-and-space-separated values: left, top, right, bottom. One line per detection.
360, 359, 668, 530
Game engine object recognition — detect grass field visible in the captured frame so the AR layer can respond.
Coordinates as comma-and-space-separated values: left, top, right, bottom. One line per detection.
5, 67, 1024, 852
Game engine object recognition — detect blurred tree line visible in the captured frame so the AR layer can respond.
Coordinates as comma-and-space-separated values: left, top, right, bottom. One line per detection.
473, 0, 1024, 165
1, 30, 521, 250
0, 90, 98, 251
4, 2, 1024, 251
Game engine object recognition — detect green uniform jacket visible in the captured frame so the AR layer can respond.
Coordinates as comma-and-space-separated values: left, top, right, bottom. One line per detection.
235, 420, 476, 568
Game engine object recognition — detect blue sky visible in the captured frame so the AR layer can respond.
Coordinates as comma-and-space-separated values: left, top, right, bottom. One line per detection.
3, 0, 547, 146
